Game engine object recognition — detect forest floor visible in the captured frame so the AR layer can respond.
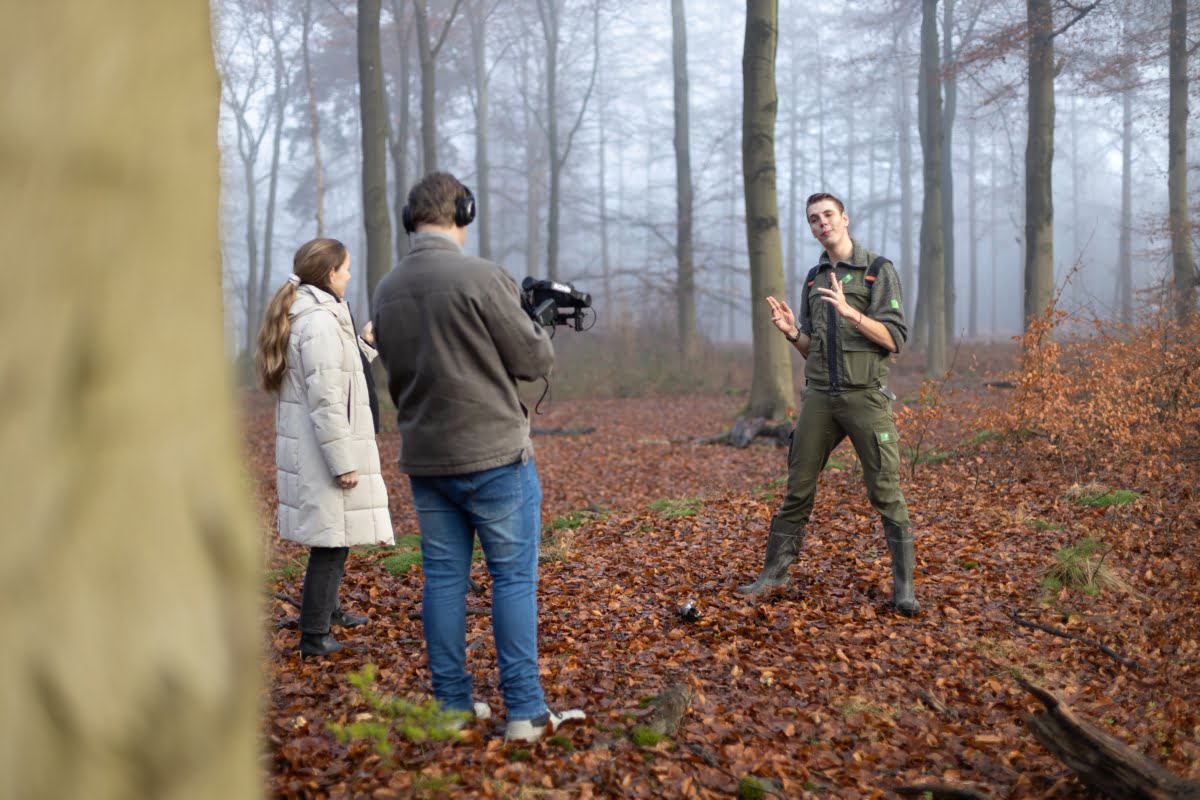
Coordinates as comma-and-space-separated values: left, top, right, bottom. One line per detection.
250, 341, 1200, 799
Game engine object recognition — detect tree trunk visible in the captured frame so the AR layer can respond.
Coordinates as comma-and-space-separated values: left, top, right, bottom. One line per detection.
672, 0, 697, 359
742, 0, 792, 420
302, 0, 326, 236
360, 0, 393, 304
413, 0, 437, 173
389, 0, 412, 263
260, 8, 289, 333
469, 1, 492, 261
540, 0, 561, 280
919, 0, 946, 375
1119, 71, 1133, 325
941, 0, 957, 347
896, 41, 916, 320
1024, 0, 1055, 330
967, 114, 978, 340
0, 3, 261, 797
1168, 0, 1195, 322
786, 42, 801, 306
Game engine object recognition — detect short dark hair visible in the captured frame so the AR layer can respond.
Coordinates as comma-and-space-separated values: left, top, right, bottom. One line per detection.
805, 192, 845, 215
406, 172, 471, 229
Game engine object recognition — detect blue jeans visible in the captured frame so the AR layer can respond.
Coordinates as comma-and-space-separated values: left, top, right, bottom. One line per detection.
409, 457, 547, 721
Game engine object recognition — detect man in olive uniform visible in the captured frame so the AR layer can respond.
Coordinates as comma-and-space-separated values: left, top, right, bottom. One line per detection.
738, 192, 919, 615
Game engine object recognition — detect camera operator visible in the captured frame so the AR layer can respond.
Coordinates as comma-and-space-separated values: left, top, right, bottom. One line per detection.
372, 171, 584, 742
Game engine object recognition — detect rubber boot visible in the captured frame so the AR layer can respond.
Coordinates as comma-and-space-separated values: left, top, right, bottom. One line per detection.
327, 552, 368, 627
884, 523, 920, 616
299, 633, 344, 657
330, 608, 368, 628
737, 517, 806, 595
298, 547, 348, 655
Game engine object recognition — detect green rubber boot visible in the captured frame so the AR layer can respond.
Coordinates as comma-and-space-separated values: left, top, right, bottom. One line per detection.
737, 517, 806, 595
884, 523, 920, 616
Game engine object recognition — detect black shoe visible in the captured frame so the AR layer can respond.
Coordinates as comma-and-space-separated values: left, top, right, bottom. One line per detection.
299, 633, 344, 658
330, 608, 368, 628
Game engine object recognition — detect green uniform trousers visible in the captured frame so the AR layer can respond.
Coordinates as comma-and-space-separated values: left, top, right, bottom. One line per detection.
779, 386, 909, 528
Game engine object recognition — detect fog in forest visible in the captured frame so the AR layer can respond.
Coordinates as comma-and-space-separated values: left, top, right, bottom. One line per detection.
213, 0, 1193, 362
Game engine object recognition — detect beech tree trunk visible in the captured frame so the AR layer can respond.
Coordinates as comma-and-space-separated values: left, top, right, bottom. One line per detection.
469, 0, 492, 261
672, 0, 697, 358
1023, 0, 1056, 330
1168, 0, 1195, 322
941, 0, 957, 347
389, 0, 413, 262
360, 0, 393, 302
0, 3, 260, 798
918, 0, 946, 375
1118, 72, 1133, 324
742, 0, 792, 420
302, 0, 327, 236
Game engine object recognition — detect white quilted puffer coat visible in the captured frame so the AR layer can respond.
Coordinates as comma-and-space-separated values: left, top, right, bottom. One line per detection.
275, 285, 394, 548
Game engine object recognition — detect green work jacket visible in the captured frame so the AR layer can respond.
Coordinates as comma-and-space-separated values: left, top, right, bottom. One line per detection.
798, 240, 907, 393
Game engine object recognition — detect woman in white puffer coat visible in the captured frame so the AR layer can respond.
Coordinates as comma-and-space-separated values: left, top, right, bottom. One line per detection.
256, 238, 394, 658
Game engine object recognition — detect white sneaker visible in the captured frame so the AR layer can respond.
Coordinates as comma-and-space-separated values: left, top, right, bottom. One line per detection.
448, 701, 492, 731
504, 708, 586, 743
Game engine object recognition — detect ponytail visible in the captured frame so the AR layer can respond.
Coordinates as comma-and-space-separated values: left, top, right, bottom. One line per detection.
254, 280, 298, 393
255, 238, 348, 393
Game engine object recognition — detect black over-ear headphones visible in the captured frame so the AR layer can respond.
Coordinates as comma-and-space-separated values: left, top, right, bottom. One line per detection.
454, 185, 476, 227
402, 182, 476, 233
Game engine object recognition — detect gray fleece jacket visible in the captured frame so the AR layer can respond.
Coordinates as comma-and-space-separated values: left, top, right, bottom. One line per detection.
371, 233, 554, 476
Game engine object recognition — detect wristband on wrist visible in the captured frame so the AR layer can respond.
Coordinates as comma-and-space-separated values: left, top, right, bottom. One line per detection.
785, 328, 800, 343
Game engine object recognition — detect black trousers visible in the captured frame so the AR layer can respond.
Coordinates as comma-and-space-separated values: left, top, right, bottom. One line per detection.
298, 546, 349, 635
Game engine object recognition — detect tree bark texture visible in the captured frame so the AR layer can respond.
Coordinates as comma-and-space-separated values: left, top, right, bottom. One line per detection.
414, 0, 437, 173
1168, 0, 1195, 322
1021, 681, 1200, 799
302, 0, 327, 237
389, 0, 412, 263
0, 3, 261, 798
359, 0, 393, 304
742, 0, 793, 421
260, 7, 289, 331
919, 0, 947, 375
1119, 76, 1133, 324
539, 0, 562, 281
1024, 0, 1056, 330
470, 1, 492, 261
672, 0, 697, 359
940, 0, 957, 347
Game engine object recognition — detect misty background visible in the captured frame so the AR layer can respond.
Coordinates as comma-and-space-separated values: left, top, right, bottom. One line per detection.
212, 0, 1191, 370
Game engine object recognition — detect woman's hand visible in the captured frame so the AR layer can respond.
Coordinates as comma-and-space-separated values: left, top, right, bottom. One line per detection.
336, 471, 359, 489
359, 321, 375, 346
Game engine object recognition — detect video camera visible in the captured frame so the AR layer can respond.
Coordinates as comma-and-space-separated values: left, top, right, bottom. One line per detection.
520, 277, 593, 331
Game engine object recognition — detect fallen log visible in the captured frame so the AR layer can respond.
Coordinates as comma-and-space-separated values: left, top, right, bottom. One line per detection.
1020, 679, 1200, 799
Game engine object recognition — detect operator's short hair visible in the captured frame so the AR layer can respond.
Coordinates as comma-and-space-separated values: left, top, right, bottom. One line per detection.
406, 171, 471, 229
805, 192, 845, 214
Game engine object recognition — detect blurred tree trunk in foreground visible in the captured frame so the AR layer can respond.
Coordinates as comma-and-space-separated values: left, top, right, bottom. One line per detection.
0, 3, 261, 799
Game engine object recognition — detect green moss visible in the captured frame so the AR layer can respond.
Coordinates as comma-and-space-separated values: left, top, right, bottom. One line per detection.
630, 726, 670, 747
736, 776, 769, 800
648, 497, 702, 518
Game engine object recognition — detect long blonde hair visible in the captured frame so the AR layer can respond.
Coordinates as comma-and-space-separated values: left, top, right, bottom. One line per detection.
254, 238, 348, 393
